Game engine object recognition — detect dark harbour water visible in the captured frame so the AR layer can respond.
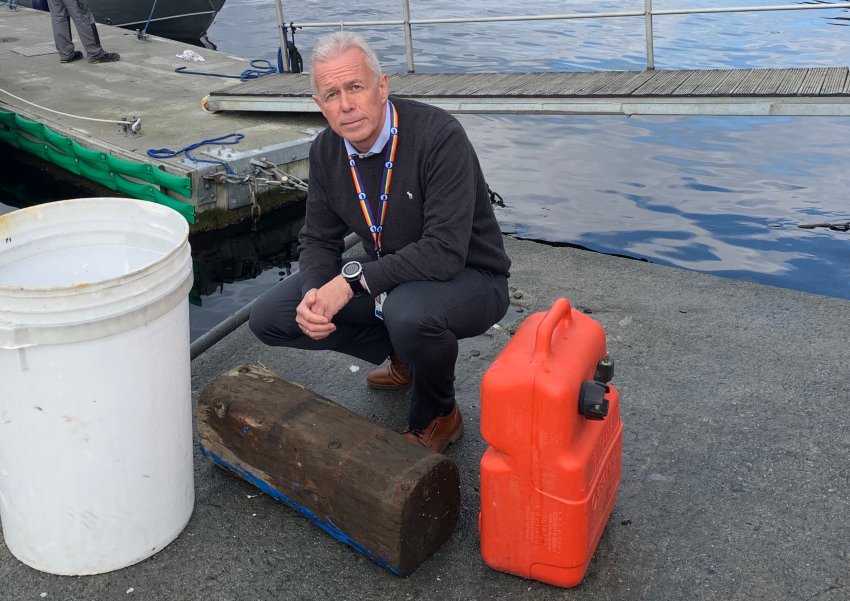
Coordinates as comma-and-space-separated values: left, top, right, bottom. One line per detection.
2, 1, 850, 341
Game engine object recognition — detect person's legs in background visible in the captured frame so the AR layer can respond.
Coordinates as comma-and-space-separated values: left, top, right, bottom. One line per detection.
46, 0, 76, 61
47, 0, 119, 63
64, 0, 117, 61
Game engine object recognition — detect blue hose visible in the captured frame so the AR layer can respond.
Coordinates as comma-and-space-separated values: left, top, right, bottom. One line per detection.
147, 133, 244, 175
174, 59, 278, 82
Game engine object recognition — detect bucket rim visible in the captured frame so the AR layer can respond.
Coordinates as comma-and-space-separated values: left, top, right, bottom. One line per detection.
0, 197, 190, 294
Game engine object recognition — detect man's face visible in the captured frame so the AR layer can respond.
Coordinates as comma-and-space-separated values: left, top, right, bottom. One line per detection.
312, 48, 389, 153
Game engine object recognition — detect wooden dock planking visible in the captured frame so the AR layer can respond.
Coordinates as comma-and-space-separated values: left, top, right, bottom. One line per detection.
771, 68, 809, 95
467, 73, 523, 96
667, 70, 715, 96
575, 71, 640, 96
438, 73, 488, 94
590, 70, 656, 96
630, 70, 685, 96
709, 69, 755, 95
408, 73, 479, 95
220, 67, 848, 100
751, 68, 792, 96
477, 73, 540, 96
799, 67, 831, 95
391, 73, 464, 95
730, 68, 773, 95
207, 67, 850, 115
501, 72, 561, 95
535, 71, 600, 95
821, 68, 848, 95
653, 70, 707, 96
500, 72, 565, 96
689, 70, 735, 95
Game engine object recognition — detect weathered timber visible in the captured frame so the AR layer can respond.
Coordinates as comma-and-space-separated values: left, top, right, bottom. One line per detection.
197, 364, 461, 576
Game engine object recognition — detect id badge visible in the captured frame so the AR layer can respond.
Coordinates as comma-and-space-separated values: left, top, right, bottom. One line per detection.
374, 292, 387, 320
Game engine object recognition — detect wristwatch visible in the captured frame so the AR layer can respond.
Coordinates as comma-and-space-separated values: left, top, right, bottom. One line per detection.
341, 260, 366, 296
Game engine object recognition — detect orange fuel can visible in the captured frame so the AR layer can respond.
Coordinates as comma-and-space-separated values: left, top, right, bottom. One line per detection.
479, 297, 622, 588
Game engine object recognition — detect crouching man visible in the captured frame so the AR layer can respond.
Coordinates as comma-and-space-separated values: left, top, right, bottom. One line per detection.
250, 31, 511, 453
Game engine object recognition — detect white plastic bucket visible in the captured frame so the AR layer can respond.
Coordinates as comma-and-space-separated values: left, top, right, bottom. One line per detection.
0, 197, 195, 575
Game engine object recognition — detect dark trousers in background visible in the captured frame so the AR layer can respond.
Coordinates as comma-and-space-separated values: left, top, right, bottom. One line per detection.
249, 261, 510, 429
46, 0, 106, 60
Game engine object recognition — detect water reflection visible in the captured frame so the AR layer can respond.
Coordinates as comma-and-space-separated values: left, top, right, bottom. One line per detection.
188, 201, 305, 340
0, 145, 85, 215
458, 112, 850, 299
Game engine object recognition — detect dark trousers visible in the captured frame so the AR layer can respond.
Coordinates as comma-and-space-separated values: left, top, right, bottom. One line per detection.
249, 262, 510, 429
46, 0, 105, 59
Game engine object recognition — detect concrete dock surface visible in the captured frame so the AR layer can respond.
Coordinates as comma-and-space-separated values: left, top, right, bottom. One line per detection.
1, 235, 848, 600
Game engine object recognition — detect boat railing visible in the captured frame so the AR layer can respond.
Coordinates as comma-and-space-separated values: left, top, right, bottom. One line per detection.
274, 0, 850, 73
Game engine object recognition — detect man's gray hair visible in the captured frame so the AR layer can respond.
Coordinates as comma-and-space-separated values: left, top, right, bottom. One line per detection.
310, 31, 383, 93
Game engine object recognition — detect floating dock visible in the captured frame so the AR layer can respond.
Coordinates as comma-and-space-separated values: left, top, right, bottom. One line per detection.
0, 6, 324, 230
208, 67, 850, 116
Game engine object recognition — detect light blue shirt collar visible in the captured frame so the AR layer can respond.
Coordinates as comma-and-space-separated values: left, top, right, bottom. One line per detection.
344, 101, 391, 159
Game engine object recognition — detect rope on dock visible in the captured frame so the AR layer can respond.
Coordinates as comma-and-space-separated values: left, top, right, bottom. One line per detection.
137, 0, 160, 40
174, 59, 278, 82
0, 87, 140, 132
147, 133, 244, 175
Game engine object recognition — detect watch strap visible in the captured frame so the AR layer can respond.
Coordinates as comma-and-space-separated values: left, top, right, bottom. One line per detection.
347, 275, 366, 296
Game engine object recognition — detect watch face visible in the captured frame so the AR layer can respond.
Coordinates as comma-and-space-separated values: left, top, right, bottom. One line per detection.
342, 261, 361, 278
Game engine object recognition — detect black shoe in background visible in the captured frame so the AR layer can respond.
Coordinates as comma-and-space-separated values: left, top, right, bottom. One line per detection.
60, 50, 83, 63
89, 52, 120, 64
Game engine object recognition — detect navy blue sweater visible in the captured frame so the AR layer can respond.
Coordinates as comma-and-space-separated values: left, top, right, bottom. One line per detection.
298, 97, 511, 296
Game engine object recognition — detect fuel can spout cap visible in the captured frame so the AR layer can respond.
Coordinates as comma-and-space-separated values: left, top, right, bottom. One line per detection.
594, 354, 614, 383
578, 380, 610, 420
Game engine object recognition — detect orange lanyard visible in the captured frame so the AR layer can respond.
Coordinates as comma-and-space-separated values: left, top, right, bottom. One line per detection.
347, 102, 398, 256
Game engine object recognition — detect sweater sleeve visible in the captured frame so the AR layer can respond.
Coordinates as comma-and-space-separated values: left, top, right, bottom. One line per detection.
297, 141, 350, 296
361, 119, 477, 294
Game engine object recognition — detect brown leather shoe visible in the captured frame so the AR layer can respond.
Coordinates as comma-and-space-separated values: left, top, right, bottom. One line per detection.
366, 352, 411, 389
401, 404, 464, 454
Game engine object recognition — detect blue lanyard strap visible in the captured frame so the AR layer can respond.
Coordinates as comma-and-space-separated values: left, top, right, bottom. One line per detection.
347, 102, 399, 256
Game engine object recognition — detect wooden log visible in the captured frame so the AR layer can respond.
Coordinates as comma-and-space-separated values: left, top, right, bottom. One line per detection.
197, 364, 461, 576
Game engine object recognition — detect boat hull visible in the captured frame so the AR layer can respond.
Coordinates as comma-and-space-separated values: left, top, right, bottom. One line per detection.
21, 0, 227, 43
